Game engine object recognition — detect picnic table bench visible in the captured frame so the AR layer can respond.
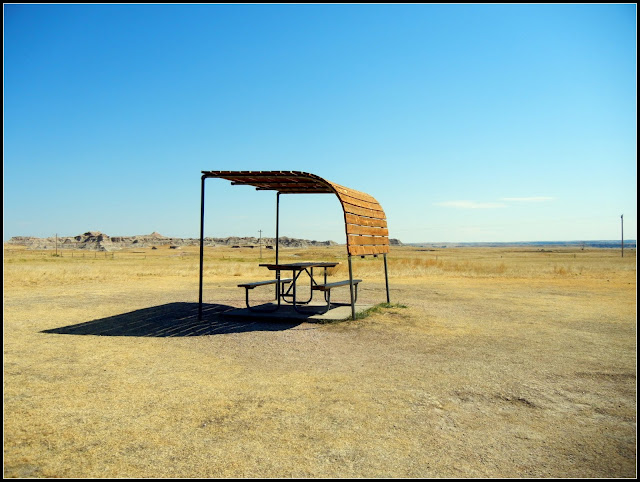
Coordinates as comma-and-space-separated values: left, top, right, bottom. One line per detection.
312, 278, 362, 313
237, 261, 362, 314
238, 278, 293, 312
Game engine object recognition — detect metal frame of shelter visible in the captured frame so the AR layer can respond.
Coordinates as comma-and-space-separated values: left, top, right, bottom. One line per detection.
198, 171, 390, 320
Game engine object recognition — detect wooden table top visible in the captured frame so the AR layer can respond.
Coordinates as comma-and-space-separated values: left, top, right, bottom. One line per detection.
258, 261, 340, 270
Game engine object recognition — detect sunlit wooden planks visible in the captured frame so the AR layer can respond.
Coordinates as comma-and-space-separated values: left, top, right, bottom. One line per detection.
332, 180, 389, 255
349, 245, 390, 256
345, 213, 387, 228
347, 235, 389, 245
341, 203, 385, 218
328, 182, 379, 203
346, 224, 389, 236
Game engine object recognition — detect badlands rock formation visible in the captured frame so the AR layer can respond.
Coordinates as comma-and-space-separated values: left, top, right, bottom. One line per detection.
8, 231, 403, 251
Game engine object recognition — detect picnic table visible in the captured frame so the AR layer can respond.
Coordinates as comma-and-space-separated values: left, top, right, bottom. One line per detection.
238, 261, 361, 314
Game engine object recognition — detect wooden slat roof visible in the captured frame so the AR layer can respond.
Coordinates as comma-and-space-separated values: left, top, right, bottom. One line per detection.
203, 170, 389, 256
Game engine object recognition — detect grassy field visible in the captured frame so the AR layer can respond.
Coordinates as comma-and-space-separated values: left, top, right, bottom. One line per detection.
3, 244, 636, 478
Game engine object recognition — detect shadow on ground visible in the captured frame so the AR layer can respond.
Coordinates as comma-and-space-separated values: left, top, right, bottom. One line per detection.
40, 302, 304, 337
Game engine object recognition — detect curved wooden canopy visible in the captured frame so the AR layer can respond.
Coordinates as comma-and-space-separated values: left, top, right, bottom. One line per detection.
203, 170, 390, 256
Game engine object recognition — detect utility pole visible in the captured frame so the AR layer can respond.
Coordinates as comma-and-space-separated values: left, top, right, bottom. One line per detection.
55, 233, 58, 257
621, 214, 624, 258
258, 229, 262, 259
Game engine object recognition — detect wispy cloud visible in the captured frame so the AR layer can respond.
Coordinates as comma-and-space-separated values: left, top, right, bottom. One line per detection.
434, 200, 507, 209
501, 196, 554, 202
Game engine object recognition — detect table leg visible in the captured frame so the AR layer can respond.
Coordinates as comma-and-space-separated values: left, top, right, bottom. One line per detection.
280, 270, 311, 304
293, 268, 301, 312
292, 268, 318, 313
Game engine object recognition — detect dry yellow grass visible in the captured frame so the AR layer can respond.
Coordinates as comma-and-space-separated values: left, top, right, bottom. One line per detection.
3, 244, 636, 477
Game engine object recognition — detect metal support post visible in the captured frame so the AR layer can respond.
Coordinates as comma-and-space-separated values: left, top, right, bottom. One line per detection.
198, 175, 206, 320
275, 192, 281, 300
383, 253, 390, 303
348, 255, 356, 320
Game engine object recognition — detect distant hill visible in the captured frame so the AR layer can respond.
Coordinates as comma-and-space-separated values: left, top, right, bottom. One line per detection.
7, 232, 340, 252
406, 240, 636, 249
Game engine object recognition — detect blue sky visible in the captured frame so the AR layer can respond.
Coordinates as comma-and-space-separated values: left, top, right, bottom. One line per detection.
4, 4, 636, 243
